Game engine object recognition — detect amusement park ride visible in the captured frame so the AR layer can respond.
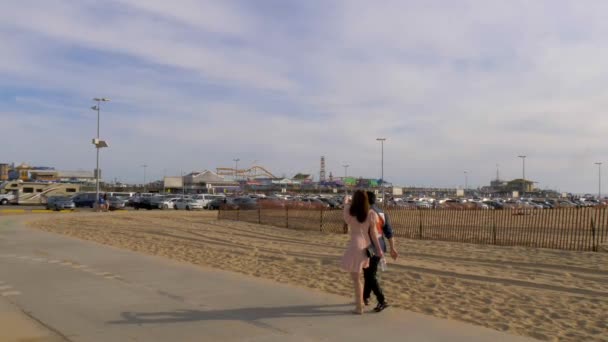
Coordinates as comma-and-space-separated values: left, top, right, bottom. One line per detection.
216, 165, 277, 180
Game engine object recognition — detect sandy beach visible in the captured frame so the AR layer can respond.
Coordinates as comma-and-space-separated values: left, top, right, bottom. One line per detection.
29, 211, 608, 342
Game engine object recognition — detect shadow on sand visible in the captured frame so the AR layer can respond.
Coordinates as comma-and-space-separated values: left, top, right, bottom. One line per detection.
107, 304, 353, 327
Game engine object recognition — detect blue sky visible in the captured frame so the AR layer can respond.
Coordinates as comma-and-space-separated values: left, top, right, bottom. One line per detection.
2, 0, 608, 193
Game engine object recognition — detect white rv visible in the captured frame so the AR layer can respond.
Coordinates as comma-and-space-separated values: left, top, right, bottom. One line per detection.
0, 181, 80, 205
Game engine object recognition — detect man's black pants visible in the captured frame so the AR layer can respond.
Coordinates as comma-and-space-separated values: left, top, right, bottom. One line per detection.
363, 255, 385, 304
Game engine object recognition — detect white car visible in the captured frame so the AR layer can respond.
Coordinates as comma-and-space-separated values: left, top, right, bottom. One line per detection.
191, 194, 225, 208
158, 197, 179, 209
174, 199, 203, 210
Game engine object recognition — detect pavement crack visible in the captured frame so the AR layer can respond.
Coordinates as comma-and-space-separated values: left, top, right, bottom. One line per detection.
19, 308, 74, 342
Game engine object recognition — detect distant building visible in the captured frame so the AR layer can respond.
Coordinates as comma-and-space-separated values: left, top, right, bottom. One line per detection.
16, 163, 33, 181
481, 177, 535, 196
163, 170, 238, 194
292, 173, 313, 183
29, 169, 56, 181
0, 164, 8, 181
57, 171, 95, 182
490, 179, 508, 189
29, 170, 95, 183
506, 179, 534, 193
272, 178, 297, 185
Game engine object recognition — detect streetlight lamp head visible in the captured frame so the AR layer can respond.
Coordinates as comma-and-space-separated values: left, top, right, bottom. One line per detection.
93, 98, 110, 102
376, 138, 386, 141
91, 105, 98, 110
92, 139, 108, 148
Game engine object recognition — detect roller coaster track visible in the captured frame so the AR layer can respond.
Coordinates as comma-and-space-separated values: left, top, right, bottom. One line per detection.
216, 165, 277, 179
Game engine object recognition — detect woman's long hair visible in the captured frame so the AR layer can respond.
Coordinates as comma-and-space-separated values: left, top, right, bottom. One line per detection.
349, 190, 370, 223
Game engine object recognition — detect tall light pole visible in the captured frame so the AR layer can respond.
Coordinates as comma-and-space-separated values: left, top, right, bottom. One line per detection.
376, 138, 386, 204
233, 158, 240, 181
252, 160, 258, 178
141, 164, 148, 192
342, 164, 350, 178
181, 170, 185, 196
162, 168, 167, 194
91, 98, 110, 210
342, 164, 349, 193
595, 162, 602, 199
518, 155, 527, 193
464, 171, 468, 193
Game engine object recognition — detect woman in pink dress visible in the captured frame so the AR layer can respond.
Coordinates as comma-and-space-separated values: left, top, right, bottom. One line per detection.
341, 190, 383, 314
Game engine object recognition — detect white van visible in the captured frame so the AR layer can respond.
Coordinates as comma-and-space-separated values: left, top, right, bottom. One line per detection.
192, 194, 226, 208
106, 192, 135, 198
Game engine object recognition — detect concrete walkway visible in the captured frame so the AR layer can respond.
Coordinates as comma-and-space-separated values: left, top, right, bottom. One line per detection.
0, 215, 533, 341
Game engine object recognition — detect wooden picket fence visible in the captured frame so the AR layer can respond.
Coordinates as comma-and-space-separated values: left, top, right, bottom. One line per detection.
218, 207, 608, 252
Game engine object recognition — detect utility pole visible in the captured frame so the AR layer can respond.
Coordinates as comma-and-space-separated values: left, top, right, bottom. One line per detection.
162, 168, 167, 194
233, 158, 240, 181
342, 164, 349, 193
595, 162, 602, 199
518, 155, 527, 193
181, 170, 185, 196
141, 164, 148, 192
496, 163, 500, 181
376, 138, 386, 205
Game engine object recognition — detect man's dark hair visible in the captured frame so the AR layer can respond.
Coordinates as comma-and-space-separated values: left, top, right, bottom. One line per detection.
366, 191, 376, 205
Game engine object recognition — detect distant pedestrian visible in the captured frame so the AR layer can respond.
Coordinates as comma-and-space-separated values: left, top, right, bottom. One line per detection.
341, 190, 383, 314
98, 194, 108, 212
363, 191, 399, 312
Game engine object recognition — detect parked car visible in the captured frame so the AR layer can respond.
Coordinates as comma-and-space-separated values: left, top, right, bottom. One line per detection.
415, 201, 432, 209
107, 197, 127, 211
174, 199, 204, 210
72, 193, 97, 208
558, 200, 577, 208
192, 194, 226, 208
206, 198, 227, 210
132, 196, 159, 210
299, 198, 329, 208
483, 200, 504, 210
158, 197, 179, 209
148, 195, 169, 209
128, 193, 155, 208
318, 197, 340, 208
531, 200, 553, 209
46, 196, 76, 211
231, 197, 259, 210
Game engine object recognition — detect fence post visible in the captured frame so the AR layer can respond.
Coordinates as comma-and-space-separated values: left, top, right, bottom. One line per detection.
592, 215, 597, 252
217, 208, 221, 221
492, 211, 497, 245
258, 207, 261, 224
286, 206, 289, 228
418, 208, 423, 239
320, 208, 324, 232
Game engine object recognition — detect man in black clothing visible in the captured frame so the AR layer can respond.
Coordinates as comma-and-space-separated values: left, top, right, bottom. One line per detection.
364, 191, 399, 312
